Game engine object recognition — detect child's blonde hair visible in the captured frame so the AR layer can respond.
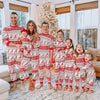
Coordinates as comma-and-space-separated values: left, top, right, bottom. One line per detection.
85, 52, 93, 61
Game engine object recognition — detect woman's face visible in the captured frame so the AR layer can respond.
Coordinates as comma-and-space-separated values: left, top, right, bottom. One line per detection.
28, 22, 34, 32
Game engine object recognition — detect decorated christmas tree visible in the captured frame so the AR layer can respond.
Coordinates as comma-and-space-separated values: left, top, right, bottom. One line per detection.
39, 0, 58, 38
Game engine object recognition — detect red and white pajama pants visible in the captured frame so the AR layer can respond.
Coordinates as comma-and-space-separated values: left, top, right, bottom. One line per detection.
30, 57, 39, 82
86, 74, 95, 91
7, 47, 22, 82
54, 62, 64, 87
19, 57, 30, 81
39, 51, 51, 85
65, 62, 74, 88
75, 69, 86, 90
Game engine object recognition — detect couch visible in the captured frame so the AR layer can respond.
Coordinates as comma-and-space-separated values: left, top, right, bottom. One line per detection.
0, 79, 10, 100
87, 48, 100, 77
0, 65, 32, 82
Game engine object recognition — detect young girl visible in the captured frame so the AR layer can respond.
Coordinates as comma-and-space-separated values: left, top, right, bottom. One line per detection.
74, 44, 85, 92
19, 29, 34, 91
64, 39, 74, 92
53, 29, 66, 90
85, 53, 96, 94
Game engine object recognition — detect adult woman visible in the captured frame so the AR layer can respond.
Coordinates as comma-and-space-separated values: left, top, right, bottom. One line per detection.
27, 20, 39, 89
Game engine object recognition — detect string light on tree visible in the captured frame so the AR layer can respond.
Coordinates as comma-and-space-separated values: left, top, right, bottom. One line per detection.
39, 0, 58, 38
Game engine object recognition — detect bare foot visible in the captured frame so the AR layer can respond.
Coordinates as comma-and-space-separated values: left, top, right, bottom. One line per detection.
20, 85, 25, 91
88, 90, 93, 94
59, 85, 62, 91
69, 87, 73, 92
10, 86, 17, 91
37, 84, 43, 89
54, 85, 58, 90
74, 89, 78, 92
48, 84, 53, 89
64, 87, 68, 91
85, 89, 89, 92
32, 81, 35, 89
81, 89, 85, 93
29, 86, 34, 91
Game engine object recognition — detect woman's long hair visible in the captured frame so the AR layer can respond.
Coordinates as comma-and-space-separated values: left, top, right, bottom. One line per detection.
27, 20, 38, 43
75, 44, 85, 57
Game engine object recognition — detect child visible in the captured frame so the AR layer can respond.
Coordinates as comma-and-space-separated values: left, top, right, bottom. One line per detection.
37, 22, 54, 89
64, 39, 74, 92
74, 44, 85, 92
53, 29, 66, 90
19, 29, 34, 91
85, 53, 96, 94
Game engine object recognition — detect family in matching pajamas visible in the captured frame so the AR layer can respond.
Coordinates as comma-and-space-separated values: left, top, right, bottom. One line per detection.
2, 12, 96, 94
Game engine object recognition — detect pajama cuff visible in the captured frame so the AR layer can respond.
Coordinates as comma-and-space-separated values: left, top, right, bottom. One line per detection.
20, 79, 24, 81
32, 79, 36, 82
53, 60, 55, 63
6, 41, 10, 46
26, 77, 30, 80
59, 84, 62, 86
70, 85, 72, 88
40, 82, 43, 84
48, 82, 51, 84
50, 47, 53, 50
56, 84, 58, 86
75, 86, 79, 89
81, 86, 85, 89
66, 85, 68, 87
12, 80, 16, 83
87, 87, 89, 90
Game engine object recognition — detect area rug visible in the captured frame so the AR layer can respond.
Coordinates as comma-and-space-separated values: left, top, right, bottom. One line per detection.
8, 76, 100, 100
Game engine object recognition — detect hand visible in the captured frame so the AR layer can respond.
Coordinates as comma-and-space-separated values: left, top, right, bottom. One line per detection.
20, 36, 24, 41
25, 46, 27, 50
49, 58, 53, 64
16, 44, 21, 49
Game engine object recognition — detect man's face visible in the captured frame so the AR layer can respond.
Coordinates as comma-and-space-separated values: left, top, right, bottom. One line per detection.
41, 24, 49, 33
10, 14, 18, 26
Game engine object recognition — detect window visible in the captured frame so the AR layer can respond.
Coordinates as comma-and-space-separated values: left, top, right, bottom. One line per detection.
78, 29, 97, 49
76, 9, 98, 49
10, 10, 29, 28
57, 13, 70, 40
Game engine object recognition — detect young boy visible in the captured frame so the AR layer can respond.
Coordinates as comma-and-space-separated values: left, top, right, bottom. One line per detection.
37, 22, 54, 89
53, 29, 66, 90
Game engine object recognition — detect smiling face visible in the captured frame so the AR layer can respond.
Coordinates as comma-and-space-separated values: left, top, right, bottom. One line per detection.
76, 44, 83, 53
57, 32, 64, 41
41, 24, 49, 34
85, 54, 92, 62
65, 40, 72, 49
10, 14, 18, 26
27, 22, 34, 32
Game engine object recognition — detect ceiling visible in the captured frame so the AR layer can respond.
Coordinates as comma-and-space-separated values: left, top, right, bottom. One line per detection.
17, 0, 72, 5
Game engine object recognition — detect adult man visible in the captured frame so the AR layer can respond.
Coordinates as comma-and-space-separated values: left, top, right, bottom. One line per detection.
2, 12, 24, 91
